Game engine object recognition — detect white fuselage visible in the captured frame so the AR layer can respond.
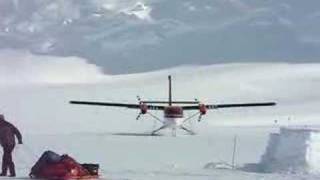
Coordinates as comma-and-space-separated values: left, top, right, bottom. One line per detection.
163, 117, 184, 128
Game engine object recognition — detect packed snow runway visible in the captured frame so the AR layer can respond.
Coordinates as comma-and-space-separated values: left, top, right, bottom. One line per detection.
9, 127, 320, 180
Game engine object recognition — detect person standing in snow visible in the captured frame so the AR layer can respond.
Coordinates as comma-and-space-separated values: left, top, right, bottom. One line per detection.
0, 114, 22, 177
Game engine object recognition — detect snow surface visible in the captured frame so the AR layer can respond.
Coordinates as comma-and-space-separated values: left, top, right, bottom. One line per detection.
10, 127, 320, 180
1, 60, 320, 179
1, 54, 320, 133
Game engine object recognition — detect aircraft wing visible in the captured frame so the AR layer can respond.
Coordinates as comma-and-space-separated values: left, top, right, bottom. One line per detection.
69, 101, 165, 110
182, 102, 276, 110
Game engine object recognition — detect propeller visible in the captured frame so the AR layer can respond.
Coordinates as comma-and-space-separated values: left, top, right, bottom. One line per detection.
136, 113, 142, 120
137, 95, 142, 103
136, 95, 142, 120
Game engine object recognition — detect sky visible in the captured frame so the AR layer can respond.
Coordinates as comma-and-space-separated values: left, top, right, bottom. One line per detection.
0, 0, 320, 74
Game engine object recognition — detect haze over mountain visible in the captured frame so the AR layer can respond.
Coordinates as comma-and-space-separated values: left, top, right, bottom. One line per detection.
0, 0, 320, 73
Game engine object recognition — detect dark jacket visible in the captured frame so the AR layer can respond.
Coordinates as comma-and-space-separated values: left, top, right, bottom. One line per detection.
0, 120, 22, 147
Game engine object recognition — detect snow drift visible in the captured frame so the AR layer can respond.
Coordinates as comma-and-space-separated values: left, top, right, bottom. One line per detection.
0, 50, 108, 85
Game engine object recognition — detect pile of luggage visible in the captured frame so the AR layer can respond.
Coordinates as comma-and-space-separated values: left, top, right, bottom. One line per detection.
29, 151, 99, 180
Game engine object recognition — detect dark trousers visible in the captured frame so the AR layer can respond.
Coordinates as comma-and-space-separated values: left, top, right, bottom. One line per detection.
1, 145, 15, 176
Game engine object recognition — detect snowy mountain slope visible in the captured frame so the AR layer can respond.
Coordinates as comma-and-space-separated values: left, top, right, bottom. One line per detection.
0, 0, 320, 73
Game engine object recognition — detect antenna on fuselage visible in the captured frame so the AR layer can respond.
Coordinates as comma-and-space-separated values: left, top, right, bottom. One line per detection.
168, 75, 172, 106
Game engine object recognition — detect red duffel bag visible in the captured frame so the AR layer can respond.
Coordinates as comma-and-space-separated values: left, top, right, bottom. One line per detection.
30, 151, 99, 180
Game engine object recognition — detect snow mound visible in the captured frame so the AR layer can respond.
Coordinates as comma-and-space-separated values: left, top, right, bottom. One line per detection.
259, 127, 320, 174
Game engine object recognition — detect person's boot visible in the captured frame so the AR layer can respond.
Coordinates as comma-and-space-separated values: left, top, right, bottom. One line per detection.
8, 163, 15, 177
0, 161, 7, 176
0, 169, 7, 176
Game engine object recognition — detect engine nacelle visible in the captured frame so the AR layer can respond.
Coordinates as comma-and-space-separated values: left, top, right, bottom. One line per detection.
199, 104, 207, 115
140, 103, 148, 114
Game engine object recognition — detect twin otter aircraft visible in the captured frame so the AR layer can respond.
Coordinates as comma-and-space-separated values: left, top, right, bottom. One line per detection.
70, 76, 276, 135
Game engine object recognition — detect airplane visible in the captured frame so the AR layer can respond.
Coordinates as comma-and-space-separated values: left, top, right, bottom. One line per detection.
70, 75, 276, 136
